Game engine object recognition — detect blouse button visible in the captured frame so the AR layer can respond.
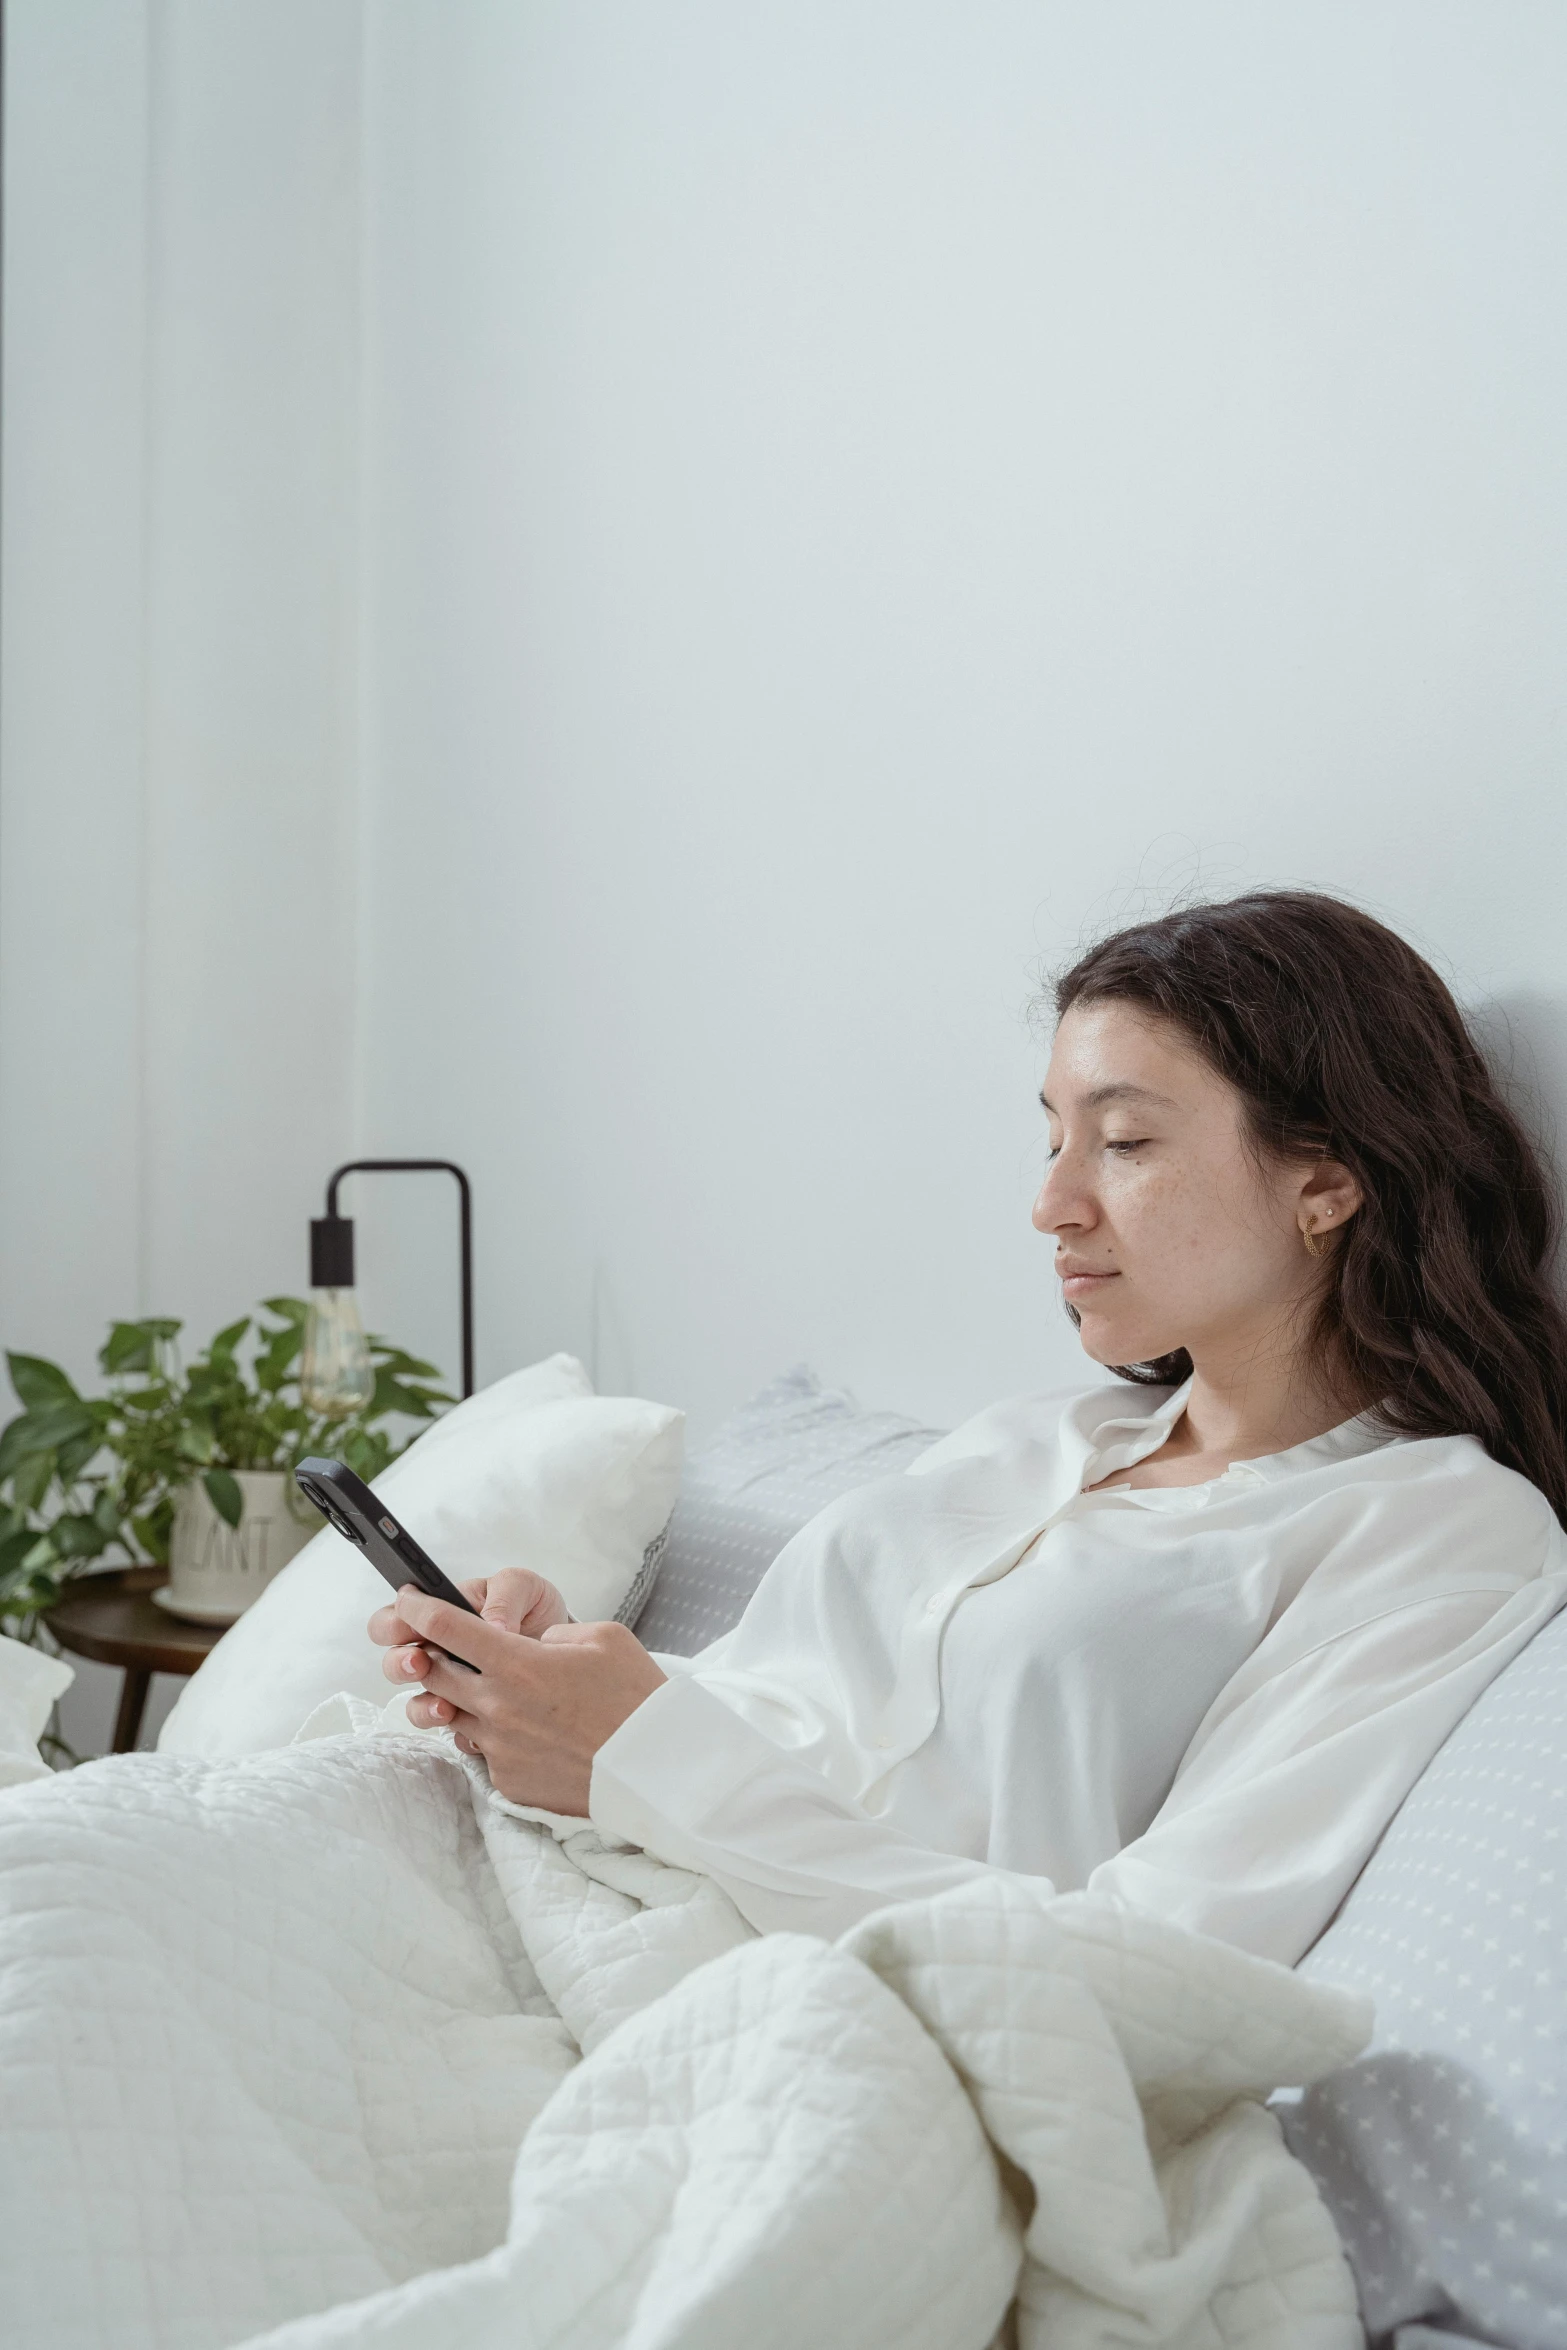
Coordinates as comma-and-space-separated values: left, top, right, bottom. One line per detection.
925, 1592, 945, 1616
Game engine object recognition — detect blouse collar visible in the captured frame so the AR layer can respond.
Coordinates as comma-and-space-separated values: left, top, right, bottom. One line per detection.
1069, 1375, 1395, 1504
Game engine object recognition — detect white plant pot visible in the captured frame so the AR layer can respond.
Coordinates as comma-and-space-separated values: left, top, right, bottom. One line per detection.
157, 1470, 319, 1626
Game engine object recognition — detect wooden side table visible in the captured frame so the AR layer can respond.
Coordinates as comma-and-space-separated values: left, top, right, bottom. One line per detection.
43, 1565, 227, 1753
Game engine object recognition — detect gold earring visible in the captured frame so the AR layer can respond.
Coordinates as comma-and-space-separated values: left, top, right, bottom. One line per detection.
1302, 1223, 1328, 1258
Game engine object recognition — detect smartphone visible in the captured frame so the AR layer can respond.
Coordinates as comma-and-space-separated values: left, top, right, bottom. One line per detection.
294, 1456, 480, 1673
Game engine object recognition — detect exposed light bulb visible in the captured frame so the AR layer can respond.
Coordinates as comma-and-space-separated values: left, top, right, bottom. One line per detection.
301, 1288, 374, 1419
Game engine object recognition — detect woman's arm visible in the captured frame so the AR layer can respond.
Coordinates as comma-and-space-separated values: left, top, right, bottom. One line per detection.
589, 1672, 1005, 1935
594, 1565, 1567, 1955
372, 1576, 1004, 1930
1087, 1569, 1567, 1962
375, 1543, 1567, 1962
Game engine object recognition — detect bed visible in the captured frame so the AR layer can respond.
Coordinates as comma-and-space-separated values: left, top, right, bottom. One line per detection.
2, 1363, 1562, 2348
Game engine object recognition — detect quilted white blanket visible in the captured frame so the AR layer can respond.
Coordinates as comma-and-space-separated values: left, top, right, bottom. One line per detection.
0, 1722, 1370, 2350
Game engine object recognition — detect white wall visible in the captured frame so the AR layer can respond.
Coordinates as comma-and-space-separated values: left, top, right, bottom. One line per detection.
5, 2, 1567, 1739
138, 0, 366, 1344
1, 0, 365, 1375
0, 0, 151, 1389
357, 1, 1567, 1435
0, 0, 367, 1750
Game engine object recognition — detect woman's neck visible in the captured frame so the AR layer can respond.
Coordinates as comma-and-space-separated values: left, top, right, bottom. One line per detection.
1092, 1338, 1362, 1494
1171, 1338, 1361, 1466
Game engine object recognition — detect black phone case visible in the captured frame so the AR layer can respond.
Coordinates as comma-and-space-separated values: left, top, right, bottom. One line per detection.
294, 1456, 481, 1672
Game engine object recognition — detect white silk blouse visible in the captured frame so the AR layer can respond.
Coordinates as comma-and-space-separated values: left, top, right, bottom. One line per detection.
589, 1379, 1567, 1963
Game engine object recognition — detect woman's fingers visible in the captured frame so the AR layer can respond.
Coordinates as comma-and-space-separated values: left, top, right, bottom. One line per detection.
367, 1600, 422, 1650
415, 1643, 502, 1713
385, 1615, 663, 1811
404, 1688, 483, 1741
377, 1574, 569, 1666
393, 1587, 508, 1672
380, 1640, 433, 1687
466, 1568, 568, 1636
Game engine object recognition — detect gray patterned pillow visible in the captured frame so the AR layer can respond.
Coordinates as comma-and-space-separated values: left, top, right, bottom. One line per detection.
629, 1364, 944, 1655
1283, 1603, 1567, 2350
612, 1519, 672, 1628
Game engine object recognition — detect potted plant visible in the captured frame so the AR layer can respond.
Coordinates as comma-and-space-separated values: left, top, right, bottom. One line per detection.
0, 1299, 451, 1634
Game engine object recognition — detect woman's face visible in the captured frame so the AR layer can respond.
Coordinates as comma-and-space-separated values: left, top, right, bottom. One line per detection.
1033, 1000, 1345, 1374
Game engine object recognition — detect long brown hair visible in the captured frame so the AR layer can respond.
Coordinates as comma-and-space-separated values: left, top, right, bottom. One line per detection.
1054, 891, 1567, 1525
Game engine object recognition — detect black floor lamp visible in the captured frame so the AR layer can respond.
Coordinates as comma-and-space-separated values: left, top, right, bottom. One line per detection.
303, 1159, 475, 1416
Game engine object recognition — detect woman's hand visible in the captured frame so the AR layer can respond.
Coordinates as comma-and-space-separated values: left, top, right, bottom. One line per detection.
371, 1584, 667, 1814
370, 1566, 573, 1737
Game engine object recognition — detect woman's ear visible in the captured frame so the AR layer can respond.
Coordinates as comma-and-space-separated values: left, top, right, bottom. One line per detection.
1297, 1158, 1364, 1244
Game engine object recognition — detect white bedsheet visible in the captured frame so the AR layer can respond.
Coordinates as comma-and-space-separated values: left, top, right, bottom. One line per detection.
0, 1714, 1370, 2350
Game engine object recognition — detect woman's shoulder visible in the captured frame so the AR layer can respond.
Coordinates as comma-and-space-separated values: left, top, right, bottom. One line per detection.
1307, 1423, 1567, 1593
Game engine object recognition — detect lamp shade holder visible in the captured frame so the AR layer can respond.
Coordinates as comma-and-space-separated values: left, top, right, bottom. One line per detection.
311, 1159, 475, 1400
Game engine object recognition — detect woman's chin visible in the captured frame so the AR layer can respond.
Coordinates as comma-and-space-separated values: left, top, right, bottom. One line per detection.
1073, 1320, 1124, 1367
1075, 1316, 1169, 1369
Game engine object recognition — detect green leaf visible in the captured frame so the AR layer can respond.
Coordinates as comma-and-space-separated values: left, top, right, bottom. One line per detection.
100, 1318, 181, 1376
175, 1423, 215, 1464
336, 1424, 393, 1480
0, 1416, 43, 1483
400, 1387, 453, 1423
253, 1321, 304, 1394
369, 1369, 450, 1423
52, 1513, 107, 1560
202, 1468, 243, 1529
367, 1344, 443, 1380
0, 1557, 54, 1615
0, 1526, 37, 1580
56, 1426, 106, 1484
8, 1449, 56, 1513
130, 1502, 174, 1566
2, 1553, 68, 1613
6, 1353, 80, 1409
206, 1317, 251, 1367
22, 1399, 96, 1452
92, 1488, 124, 1536
261, 1296, 310, 1326
0, 1403, 93, 1482
20, 1532, 58, 1574
100, 1322, 151, 1376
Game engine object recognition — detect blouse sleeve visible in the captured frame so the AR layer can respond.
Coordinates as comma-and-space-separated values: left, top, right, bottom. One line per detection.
1086, 1566, 1567, 1963
599, 1564, 1567, 1958
589, 1670, 1004, 1940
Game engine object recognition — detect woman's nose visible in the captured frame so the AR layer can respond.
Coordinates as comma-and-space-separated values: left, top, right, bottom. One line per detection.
1033, 1154, 1088, 1236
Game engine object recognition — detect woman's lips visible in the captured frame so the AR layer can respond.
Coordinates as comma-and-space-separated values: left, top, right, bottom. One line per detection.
1060, 1270, 1119, 1301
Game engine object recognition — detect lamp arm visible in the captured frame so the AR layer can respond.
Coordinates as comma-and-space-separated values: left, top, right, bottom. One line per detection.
323, 1160, 474, 1399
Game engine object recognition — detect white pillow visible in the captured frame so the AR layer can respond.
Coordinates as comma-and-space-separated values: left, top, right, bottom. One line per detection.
0, 1634, 73, 1789
157, 1355, 683, 1759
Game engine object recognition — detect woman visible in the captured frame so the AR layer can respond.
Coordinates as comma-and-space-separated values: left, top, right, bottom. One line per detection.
373, 891, 1567, 1965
